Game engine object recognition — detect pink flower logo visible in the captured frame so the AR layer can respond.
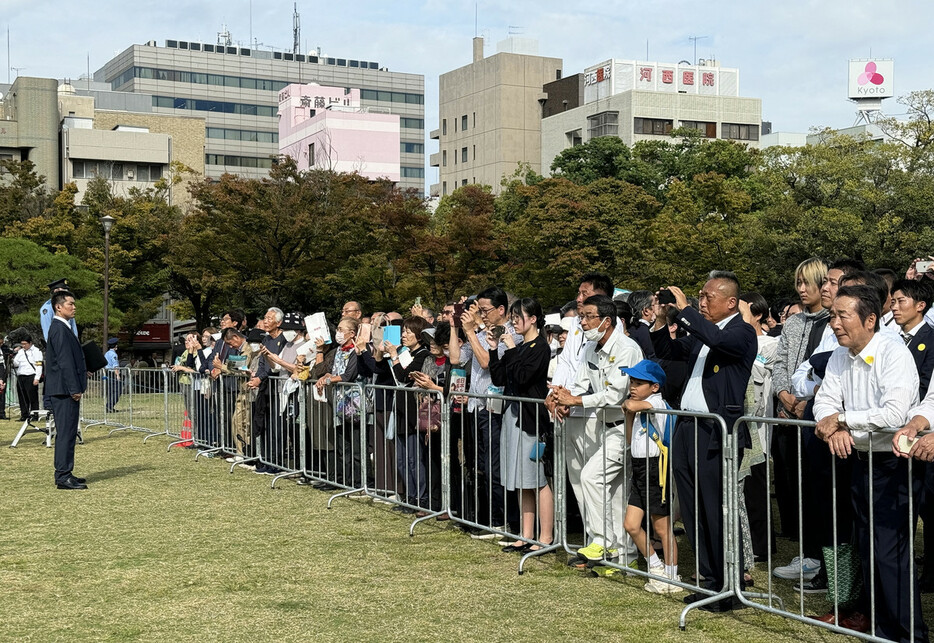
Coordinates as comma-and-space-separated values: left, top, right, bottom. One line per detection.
858, 61, 884, 86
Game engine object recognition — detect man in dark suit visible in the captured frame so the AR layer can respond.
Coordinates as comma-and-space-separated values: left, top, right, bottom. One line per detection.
650, 271, 757, 611
45, 291, 88, 490
626, 290, 656, 359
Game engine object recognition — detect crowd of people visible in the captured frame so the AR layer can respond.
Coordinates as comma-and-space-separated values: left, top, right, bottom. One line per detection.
104, 256, 934, 643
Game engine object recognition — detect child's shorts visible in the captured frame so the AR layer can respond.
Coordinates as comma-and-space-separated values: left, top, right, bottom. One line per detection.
629, 456, 668, 516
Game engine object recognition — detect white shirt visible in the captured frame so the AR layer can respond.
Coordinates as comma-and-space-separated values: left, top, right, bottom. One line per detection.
551, 316, 592, 419
630, 392, 666, 458
792, 322, 902, 398
13, 345, 43, 378
680, 313, 738, 413
568, 326, 643, 424
813, 332, 919, 451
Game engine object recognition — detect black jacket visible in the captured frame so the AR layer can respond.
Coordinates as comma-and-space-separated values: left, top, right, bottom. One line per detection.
488, 335, 552, 435
651, 307, 757, 450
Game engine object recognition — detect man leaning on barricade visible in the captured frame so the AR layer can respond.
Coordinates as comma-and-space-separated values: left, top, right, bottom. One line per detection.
549, 294, 643, 571
813, 284, 927, 641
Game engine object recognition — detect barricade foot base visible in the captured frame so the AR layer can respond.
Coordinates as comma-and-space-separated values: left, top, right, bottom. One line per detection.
270, 469, 302, 489
409, 510, 445, 537
195, 447, 223, 461
228, 456, 260, 474
679, 591, 736, 628
518, 543, 561, 574
327, 486, 365, 509
141, 430, 169, 443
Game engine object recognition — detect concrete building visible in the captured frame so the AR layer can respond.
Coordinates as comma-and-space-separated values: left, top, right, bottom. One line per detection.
541, 59, 762, 173
94, 39, 425, 195
0, 77, 204, 206
278, 83, 400, 182
430, 37, 563, 196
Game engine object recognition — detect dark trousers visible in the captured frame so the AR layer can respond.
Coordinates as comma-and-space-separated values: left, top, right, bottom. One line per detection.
50, 394, 80, 484
672, 417, 743, 591
921, 463, 934, 583
371, 410, 401, 494
335, 412, 363, 488
771, 421, 801, 538
16, 374, 38, 419
801, 426, 854, 563
470, 410, 506, 527
852, 453, 927, 643
105, 375, 122, 411
742, 460, 775, 561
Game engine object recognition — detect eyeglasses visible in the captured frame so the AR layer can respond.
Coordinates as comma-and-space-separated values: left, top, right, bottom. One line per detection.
477, 306, 495, 315
579, 313, 602, 321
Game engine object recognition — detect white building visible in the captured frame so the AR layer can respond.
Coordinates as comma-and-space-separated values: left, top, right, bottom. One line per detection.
542, 58, 762, 173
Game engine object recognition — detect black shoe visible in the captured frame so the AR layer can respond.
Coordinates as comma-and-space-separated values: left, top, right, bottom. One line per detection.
699, 597, 744, 613
501, 542, 532, 553
794, 572, 828, 594
71, 476, 86, 484
391, 505, 416, 515
56, 477, 88, 490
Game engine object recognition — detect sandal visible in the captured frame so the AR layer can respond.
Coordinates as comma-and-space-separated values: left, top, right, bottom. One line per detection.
501, 542, 532, 553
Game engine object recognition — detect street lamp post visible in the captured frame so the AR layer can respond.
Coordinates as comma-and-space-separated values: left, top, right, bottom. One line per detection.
100, 215, 115, 353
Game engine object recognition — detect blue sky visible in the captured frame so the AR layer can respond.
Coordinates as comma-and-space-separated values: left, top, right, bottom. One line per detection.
6, 0, 931, 183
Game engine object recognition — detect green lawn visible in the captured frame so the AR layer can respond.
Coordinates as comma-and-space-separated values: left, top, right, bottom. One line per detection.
1, 419, 859, 642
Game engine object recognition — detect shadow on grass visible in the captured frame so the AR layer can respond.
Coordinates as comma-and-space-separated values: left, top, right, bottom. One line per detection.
86, 464, 154, 482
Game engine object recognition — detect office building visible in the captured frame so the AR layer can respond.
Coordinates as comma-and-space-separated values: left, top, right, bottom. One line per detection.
541, 59, 762, 173
94, 38, 425, 195
430, 37, 563, 196
278, 83, 400, 182
0, 76, 204, 206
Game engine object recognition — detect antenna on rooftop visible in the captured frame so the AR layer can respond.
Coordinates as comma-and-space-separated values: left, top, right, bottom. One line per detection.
293, 3, 301, 55
688, 35, 708, 65
508, 25, 524, 36
217, 24, 232, 47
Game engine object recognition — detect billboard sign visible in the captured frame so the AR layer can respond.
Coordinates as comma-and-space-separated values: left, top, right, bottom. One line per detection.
848, 59, 894, 100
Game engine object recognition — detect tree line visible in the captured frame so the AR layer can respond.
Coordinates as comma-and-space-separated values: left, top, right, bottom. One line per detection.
3, 90, 934, 341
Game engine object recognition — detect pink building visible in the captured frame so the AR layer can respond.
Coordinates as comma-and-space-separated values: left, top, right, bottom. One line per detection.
278, 83, 401, 182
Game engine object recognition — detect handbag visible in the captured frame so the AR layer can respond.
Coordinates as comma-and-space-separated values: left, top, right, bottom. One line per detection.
823, 542, 862, 605
416, 396, 442, 433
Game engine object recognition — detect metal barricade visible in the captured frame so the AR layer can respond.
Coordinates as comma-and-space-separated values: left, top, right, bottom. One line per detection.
576, 406, 739, 628
121, 368, 165, 436
731, 417, 925, 642
81, 367, 134, 432
346, 383, 448, 532
443, 391, 560, 566
252, 374, 304, 487
307, 380, 367, 503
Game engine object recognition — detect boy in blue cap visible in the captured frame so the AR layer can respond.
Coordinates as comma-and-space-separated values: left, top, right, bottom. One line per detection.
620, 359, 681, 593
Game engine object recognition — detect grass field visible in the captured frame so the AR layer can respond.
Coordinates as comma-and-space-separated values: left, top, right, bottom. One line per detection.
1, 415, 863, 642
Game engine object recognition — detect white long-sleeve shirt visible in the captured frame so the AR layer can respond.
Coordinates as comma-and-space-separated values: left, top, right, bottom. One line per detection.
568, 326, 643, 424
792, 322, 901, 398
813, 332, 918, 452
13, 345, 43, 379
551, 316, 592, 419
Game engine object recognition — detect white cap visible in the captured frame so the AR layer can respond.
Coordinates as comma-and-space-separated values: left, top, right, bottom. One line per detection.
560, 317, 576, 332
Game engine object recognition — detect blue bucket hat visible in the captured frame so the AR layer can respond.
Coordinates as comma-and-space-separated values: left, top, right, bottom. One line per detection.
620, 359, 666, 387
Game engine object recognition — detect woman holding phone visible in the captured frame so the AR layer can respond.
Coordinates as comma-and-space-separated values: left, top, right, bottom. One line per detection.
487, 297, 554, 552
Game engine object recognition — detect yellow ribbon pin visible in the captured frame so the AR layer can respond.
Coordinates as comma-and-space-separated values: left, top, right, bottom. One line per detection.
713, 365, 720, 374
919, 344, 927, 352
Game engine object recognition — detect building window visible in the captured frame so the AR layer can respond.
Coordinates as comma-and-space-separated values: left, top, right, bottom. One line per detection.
473, 145, 476, 160
721, 123, 759, 141
308, 143, 315, 165
400, 118, 424, 130
461, 179, 467, 186
72, 160, 85, 179
681, 121, 717, 138
588, 111, 619, 138
401, 166, 425, 178
401, 142, 424, 154
442, 150, 447, 167
633, 117, 673, 136
461, 147, 467, 163
461, 115, 468, 131
473, 112, 476, 128
567, 129, 583, 147
442, 181, 447, 195
442, 119, 447, 136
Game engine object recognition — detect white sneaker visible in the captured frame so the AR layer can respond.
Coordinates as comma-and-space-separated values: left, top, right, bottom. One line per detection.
645, 572, 684, 594
237, 463, 256, 471
772, 556, 820, 580
470, 526, 505, 540
225, 455, 245, 463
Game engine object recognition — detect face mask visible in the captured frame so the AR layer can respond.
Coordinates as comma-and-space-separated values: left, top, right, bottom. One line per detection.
335, 331, 346, 345
249, 343, 261, 352
549, 338, 560, 354
211, 332, 221, 341
582, 319, 607, 342
283, 330, 297, 343
442, 349, 450, 357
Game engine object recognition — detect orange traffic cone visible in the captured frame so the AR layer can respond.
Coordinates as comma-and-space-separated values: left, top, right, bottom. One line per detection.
177, 410, 193, 447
